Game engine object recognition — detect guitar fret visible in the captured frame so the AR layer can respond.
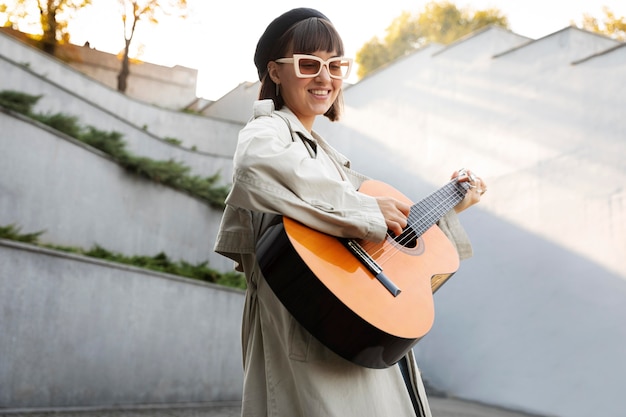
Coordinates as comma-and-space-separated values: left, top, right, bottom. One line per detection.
408, 181, 468, 237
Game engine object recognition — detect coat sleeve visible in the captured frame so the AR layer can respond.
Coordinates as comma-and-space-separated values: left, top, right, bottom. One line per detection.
438, 210, 473, 260
225, 115, 388, 242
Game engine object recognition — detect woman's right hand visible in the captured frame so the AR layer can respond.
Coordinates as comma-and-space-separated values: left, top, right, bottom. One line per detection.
375, 197, 410, 236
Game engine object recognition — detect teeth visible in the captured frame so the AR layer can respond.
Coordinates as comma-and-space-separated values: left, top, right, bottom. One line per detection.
310, 90, 329, 95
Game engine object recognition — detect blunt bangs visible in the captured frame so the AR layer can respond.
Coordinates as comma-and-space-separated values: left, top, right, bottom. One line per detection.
289, 18, 345, 57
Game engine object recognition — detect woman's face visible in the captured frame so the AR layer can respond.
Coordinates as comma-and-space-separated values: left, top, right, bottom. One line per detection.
269, 49, 343, 131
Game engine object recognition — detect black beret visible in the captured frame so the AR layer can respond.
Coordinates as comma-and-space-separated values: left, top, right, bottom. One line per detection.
254, 8, 329, 80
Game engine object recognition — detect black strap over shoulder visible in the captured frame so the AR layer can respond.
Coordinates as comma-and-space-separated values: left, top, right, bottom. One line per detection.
296, 132, 317, 156
274, 112, 317, 157
398, 355, 427, 417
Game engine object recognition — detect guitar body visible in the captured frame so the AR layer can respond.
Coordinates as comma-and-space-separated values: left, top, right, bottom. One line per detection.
256, 180, 461, 369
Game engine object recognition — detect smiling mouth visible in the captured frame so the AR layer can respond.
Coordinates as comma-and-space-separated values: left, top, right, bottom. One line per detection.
309, 89, 330, 96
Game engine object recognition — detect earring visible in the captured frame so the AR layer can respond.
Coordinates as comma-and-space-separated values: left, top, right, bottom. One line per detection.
275, 83, 280, 97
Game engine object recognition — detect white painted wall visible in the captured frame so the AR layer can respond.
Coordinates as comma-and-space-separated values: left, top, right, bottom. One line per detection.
314, 26, 626, 417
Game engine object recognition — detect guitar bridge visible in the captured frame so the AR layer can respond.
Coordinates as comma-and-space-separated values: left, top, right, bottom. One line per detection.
342, 239, 401, 297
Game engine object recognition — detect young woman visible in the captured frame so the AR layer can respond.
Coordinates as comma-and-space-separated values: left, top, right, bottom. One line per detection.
215, 8, 485, 417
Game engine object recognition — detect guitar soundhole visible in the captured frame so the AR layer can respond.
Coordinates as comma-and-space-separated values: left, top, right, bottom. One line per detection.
390, 227, 419, 249
386, 227, 425, 255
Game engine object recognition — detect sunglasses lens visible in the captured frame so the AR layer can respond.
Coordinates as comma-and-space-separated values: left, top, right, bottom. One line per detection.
329, 59, 351, 78
298, 58, 322, 75
296, 57, 351, 79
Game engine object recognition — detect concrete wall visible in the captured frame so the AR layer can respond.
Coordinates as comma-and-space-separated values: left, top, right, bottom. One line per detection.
0, 32, 242, 155
0, 109, 233, 272
0, 53, 234, 184
0, 31, 244, 411
0, 239, 244, 409
200, 81, 260, 123
61, 43, 199, 109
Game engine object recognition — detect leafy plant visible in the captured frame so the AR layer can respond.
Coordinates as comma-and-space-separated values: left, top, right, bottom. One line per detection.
215, 271, 248, 290
74, 245, 245, 289
0, 224, 44, 243
79, 126, 127, 157
164, 137, 183, 146
34, 112, 83, 138
0, 223, 245, 289
0, 90, 41, 115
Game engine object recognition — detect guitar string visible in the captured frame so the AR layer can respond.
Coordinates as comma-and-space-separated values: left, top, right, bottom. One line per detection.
397, 181, 468, 251
387, 181, 468, 259
372, 186, 464, 265
359, 180, 469, 266
375, 190, 463, 264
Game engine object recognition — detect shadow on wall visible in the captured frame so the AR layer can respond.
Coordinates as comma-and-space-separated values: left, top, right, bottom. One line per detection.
318, 120, 626, 417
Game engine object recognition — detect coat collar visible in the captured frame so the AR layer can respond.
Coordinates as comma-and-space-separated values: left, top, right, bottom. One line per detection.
252, 99, 319, 144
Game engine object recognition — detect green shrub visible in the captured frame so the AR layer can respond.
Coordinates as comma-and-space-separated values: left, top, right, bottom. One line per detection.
0, 224, 245, 289
0, 90, 41, 115
164, 137, 183, 146
33, 112, 82, 139
79, 245, 246, 288
216, 271, 248, 290
0, 224, 44, 243
79, 126, 127, 158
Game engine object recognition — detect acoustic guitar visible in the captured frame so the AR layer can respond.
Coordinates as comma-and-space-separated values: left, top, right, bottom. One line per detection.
256, 175, 471, 369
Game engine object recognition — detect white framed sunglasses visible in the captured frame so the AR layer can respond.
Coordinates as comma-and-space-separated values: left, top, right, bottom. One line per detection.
275, 54, 353, 80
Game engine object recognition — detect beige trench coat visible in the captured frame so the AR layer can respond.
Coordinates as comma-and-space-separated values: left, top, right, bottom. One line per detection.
215, 100, 472, 417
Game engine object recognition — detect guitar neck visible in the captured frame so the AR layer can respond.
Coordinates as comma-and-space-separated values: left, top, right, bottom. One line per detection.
410, 180, 469, 237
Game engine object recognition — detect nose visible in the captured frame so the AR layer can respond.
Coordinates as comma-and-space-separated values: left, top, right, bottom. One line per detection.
316, 64, 332, 81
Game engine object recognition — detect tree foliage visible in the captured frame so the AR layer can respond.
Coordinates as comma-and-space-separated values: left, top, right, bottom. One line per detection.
356, 1, 509, 78
1, 0, 91, 54
578, 6, 626, 41
116, 0, 188, 93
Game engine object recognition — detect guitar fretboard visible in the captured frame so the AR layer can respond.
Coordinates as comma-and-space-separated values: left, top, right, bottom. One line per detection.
409, 180, 469, 237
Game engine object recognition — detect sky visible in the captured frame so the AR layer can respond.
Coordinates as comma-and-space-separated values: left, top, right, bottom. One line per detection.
61, 0, 626, 101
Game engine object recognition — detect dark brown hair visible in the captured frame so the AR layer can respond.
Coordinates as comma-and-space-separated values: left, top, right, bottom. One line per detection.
258, 17, 345, 121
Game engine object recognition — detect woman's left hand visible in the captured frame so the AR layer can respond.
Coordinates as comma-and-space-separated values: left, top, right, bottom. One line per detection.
452, 169, 487, 213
